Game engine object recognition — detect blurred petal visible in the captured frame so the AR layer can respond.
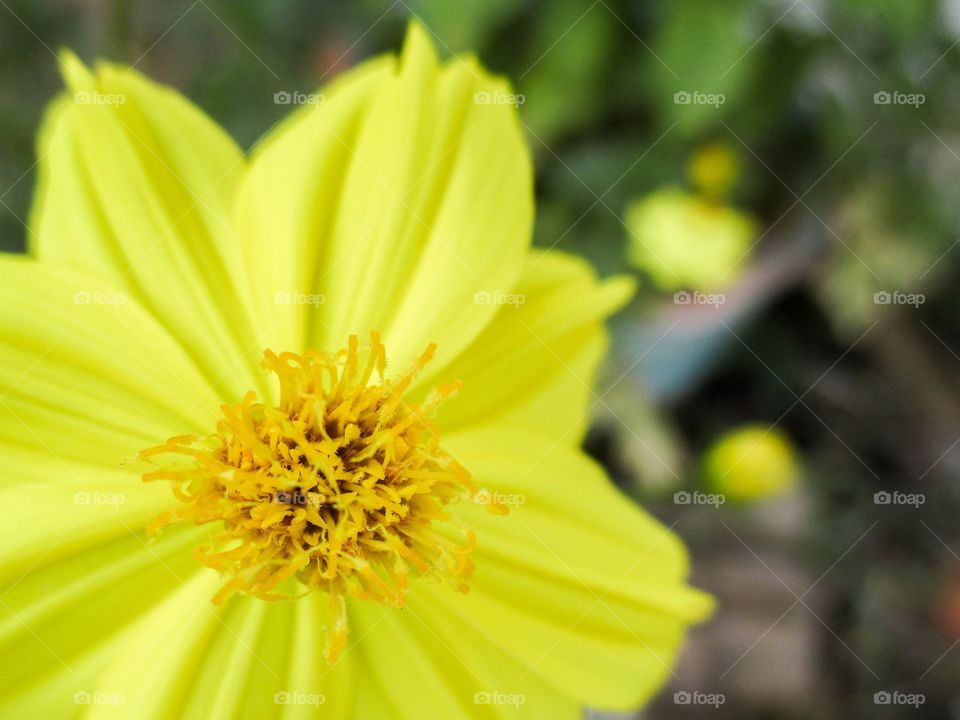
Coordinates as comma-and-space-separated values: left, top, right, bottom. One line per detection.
428, 249, 634, 443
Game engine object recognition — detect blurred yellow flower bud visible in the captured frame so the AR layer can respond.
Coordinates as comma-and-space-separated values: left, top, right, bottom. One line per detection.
688, 142, 741, 199
702, 425, 799, 502
625, 187, 756, 291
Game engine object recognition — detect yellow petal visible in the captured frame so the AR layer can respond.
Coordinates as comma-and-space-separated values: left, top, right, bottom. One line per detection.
82, 570, 222, 720
365, 592, 582, 719
239, 22, 533, 370
0, 525, 207, 716
426, 249, 634, 443
30, 53, 266, 400
439, 427, 713, 710
235, 56, 394, 357
0, 477, 174, 585
92, 591, 353, 719
0, 256, 218, 453
0, 256, 219, 581
350, 599, 565, 720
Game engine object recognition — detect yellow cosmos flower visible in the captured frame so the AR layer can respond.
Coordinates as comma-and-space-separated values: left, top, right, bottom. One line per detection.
0, 24, 712, 719
626, 187, 756, 291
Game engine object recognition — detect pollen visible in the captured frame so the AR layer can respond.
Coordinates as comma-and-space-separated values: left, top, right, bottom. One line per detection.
141, 332, 499, 662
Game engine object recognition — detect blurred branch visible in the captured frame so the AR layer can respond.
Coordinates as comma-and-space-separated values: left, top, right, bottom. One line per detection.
624, 213, 826, 405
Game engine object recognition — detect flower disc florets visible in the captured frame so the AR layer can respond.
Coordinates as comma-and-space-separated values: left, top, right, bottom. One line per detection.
142, 332, 485, 661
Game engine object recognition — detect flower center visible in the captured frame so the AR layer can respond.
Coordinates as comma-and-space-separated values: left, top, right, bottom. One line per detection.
141, 332, 494, 662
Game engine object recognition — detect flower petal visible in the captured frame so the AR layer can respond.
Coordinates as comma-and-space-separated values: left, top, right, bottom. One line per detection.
234, 57, 393, 357
427, 249, 634, 443
0, 256, 218, 581
29, 53, 266, 400
438, 427, 713, 710
347, 600, 506, 719
239, 22, 533, 369
0, 525, 207, 717
350, 594, 581, 719
82, 570, 222, 720
85, 590, 354, 719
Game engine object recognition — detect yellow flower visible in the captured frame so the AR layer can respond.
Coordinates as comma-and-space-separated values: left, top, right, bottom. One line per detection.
625, 187, 756, 291
703, 426, 800, 502
0, 24, 711, 719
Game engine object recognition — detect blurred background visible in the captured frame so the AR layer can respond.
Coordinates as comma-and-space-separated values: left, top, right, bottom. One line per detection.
2, 1, 959, 717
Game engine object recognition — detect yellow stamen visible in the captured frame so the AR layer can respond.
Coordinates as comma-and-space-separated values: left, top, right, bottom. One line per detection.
142, 332, 500, 662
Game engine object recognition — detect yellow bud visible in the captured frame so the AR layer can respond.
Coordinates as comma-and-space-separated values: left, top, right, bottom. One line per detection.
702, 426, 799, 502
688, 142, 741, 199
